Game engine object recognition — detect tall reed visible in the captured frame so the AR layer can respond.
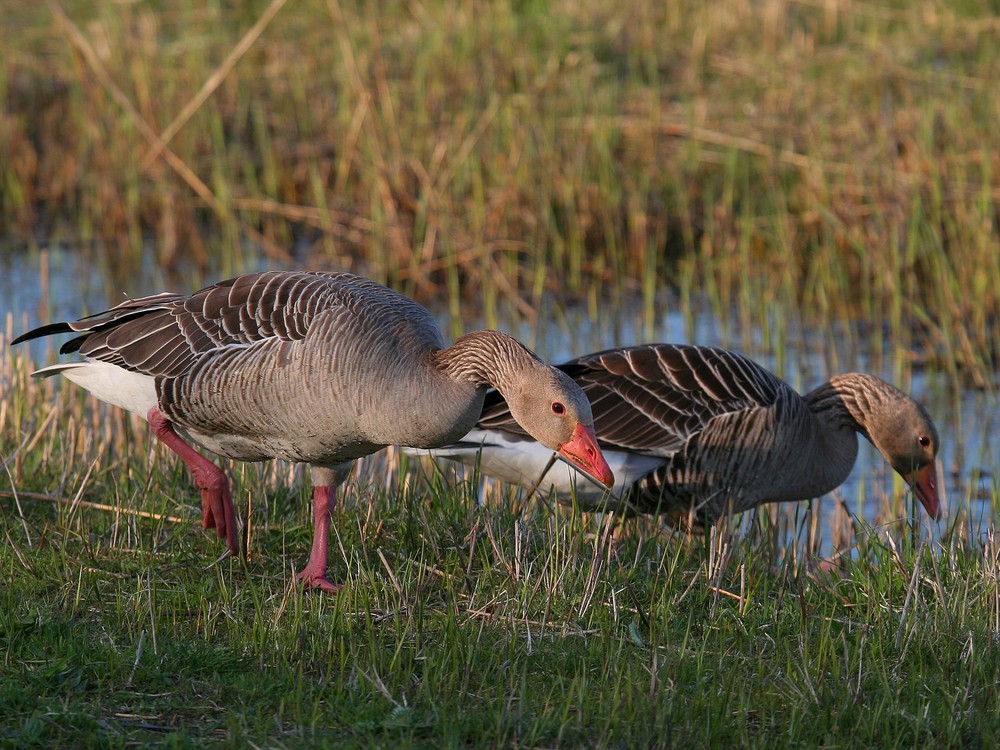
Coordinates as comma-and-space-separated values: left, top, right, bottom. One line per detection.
1, 1, 997, 383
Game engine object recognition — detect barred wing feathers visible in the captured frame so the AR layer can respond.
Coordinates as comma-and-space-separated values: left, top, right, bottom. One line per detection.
479, 344, 784, 458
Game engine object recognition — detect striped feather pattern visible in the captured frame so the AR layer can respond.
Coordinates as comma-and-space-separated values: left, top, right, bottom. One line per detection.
437, 344, 941, 524
14, 270, 618, 587
44, 272, 431, 379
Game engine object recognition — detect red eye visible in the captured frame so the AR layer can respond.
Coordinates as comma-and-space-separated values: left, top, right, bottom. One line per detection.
551, 402, 566, 415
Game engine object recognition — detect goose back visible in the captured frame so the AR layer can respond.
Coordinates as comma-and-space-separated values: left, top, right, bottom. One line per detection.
45, 272, 487, 465
480, 345, 781, 455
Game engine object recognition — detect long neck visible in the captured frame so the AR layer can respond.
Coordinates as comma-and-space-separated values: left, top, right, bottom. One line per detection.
804, 373, 889, 444
782, 372, 899, 501
749, 375, 875, 503
432, 330, 542, 393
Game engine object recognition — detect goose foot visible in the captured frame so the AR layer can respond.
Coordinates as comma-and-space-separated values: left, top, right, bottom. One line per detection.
813, 558, 846, 578
296, 567, 344, 593
147, 407, 240, 557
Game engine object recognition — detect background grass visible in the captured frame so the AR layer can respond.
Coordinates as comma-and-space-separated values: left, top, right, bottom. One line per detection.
2, 0, 1000, 747
2, 0, 999, 376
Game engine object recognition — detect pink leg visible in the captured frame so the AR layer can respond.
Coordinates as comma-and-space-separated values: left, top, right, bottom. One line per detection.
296, 465, 352, 592
296, 485, 341, 592
147, 407, 239, 557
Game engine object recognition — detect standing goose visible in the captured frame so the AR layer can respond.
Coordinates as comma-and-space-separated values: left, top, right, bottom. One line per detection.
409, 344, 941, 525
11, 271, 615, 591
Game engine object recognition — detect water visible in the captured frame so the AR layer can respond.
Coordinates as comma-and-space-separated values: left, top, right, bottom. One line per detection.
2, 244, 997, 553
1, 245, 109, 332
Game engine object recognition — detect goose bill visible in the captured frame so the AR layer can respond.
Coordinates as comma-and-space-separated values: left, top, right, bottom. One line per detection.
909, 463, 941, 520
558, 423, 615, 488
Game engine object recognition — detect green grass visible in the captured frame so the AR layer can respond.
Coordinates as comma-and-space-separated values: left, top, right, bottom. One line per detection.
3, 454, 999, 747
3, 320, 1000, 748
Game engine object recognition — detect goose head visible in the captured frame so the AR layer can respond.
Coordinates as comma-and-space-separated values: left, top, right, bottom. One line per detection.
866, 392, 941, 519
505, 366, 615, 488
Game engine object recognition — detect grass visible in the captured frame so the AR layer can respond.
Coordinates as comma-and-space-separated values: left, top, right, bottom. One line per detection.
4, 456, 1000, 747
2, 317, 1000, 747
2, 0, 1000, 746
2, 1, 999, 382
3, 486, 1000, 748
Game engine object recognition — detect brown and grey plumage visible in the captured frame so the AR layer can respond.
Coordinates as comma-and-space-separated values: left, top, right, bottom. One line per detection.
11, 271, 615, 591
409, 344, 941, 525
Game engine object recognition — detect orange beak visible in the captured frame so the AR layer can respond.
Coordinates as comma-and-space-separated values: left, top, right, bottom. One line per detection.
907, 462, 941, 520
558, 423, 615, 488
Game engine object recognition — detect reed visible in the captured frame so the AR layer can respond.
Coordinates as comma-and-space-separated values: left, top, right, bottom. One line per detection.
2, 0, 998, 383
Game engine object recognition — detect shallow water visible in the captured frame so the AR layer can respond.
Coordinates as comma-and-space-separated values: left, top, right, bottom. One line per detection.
2, 245, 997, 553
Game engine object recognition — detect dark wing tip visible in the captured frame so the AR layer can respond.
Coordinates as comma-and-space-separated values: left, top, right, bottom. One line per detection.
59, 335, 90, 355
9, 321, 75, 347
452, 438, 509, 449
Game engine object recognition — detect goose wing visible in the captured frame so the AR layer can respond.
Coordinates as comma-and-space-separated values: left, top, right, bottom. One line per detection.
479, 344, 785, 456
12, 271, 426, 379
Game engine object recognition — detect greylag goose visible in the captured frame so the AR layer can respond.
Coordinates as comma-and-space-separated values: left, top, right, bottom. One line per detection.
408, 344, 941, 525
11, 271, 615, 591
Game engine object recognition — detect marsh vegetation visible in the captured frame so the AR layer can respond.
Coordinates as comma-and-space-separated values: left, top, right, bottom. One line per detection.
1, 1, 998, 746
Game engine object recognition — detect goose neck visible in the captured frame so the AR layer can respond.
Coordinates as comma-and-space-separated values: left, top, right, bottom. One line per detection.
433, 330, 542, 395
803, 375, 873, 439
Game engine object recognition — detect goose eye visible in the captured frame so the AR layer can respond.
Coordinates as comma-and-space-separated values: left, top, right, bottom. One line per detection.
551, 401, 566, 415
918, 435, 931, 448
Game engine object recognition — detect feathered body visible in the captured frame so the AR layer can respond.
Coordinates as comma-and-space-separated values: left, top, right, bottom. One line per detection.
13, 271, 614, 590
416, 344, 940, 524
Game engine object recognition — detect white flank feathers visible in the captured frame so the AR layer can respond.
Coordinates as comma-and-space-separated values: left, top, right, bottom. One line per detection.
33, 360, 158, 418
407, 429, 662, 507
